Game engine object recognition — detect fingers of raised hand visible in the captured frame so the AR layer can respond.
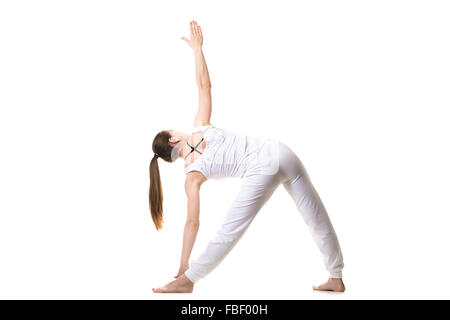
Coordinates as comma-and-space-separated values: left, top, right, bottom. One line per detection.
190, 21, 195, 37
190, 20, 201, 37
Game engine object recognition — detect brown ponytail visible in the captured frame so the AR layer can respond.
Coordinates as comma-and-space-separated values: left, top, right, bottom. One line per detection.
149, 130, 175, 230
149, 155, 163, 230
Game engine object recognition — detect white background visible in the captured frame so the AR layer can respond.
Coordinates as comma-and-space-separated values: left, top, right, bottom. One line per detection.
1, 0, 449, 299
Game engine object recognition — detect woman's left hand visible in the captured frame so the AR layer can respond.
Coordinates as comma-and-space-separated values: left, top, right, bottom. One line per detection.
181, 20, 203, 50
174, 263, 190, 278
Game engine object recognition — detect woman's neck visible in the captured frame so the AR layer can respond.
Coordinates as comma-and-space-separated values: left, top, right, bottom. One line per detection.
178, 134, 192, 159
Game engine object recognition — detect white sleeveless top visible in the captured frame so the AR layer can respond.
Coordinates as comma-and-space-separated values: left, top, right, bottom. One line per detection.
184, 124, 280, 179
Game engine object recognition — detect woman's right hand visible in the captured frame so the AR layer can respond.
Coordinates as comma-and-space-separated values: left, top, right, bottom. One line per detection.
174, 262, 190, 279
181, 20, 203, 50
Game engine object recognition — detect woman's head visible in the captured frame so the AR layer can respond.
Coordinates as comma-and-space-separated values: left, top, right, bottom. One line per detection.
148, 129, 185, 230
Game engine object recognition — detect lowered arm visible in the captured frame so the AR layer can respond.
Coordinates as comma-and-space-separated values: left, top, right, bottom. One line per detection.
175, 171, 206, 277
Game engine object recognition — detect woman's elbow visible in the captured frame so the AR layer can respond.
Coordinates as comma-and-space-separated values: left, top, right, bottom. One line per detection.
185, 220, 200, 228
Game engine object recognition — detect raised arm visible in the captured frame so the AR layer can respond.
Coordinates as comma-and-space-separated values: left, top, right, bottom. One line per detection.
181, 20, 212, 127
174, 171, 206, 278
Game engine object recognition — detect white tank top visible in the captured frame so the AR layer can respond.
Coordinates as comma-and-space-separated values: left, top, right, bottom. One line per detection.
184, 124, 280, 179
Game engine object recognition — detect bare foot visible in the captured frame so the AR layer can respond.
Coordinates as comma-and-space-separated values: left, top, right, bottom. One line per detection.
152, 274, 194, 293
313, 278, 345, 292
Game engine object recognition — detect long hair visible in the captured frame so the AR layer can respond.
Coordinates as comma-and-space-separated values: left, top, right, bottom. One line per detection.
149, 130, 175, 230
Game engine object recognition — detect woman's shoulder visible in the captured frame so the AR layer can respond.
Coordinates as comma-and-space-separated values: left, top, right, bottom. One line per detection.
191, 123, 214, 133
190, 123, 227, 143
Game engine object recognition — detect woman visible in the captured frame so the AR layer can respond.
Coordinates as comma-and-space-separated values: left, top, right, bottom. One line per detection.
151, 21, 345, 293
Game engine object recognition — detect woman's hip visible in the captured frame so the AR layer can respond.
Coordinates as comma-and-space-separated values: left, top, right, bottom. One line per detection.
277, 141, 309, 183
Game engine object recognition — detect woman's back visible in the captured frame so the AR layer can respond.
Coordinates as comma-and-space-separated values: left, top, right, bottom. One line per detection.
184, 125, 280, 179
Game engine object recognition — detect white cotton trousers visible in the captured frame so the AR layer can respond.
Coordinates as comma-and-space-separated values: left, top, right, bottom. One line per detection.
184, 142, 344, 283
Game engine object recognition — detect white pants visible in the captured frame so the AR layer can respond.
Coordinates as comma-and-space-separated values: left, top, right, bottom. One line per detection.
184, 142, 344, 283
